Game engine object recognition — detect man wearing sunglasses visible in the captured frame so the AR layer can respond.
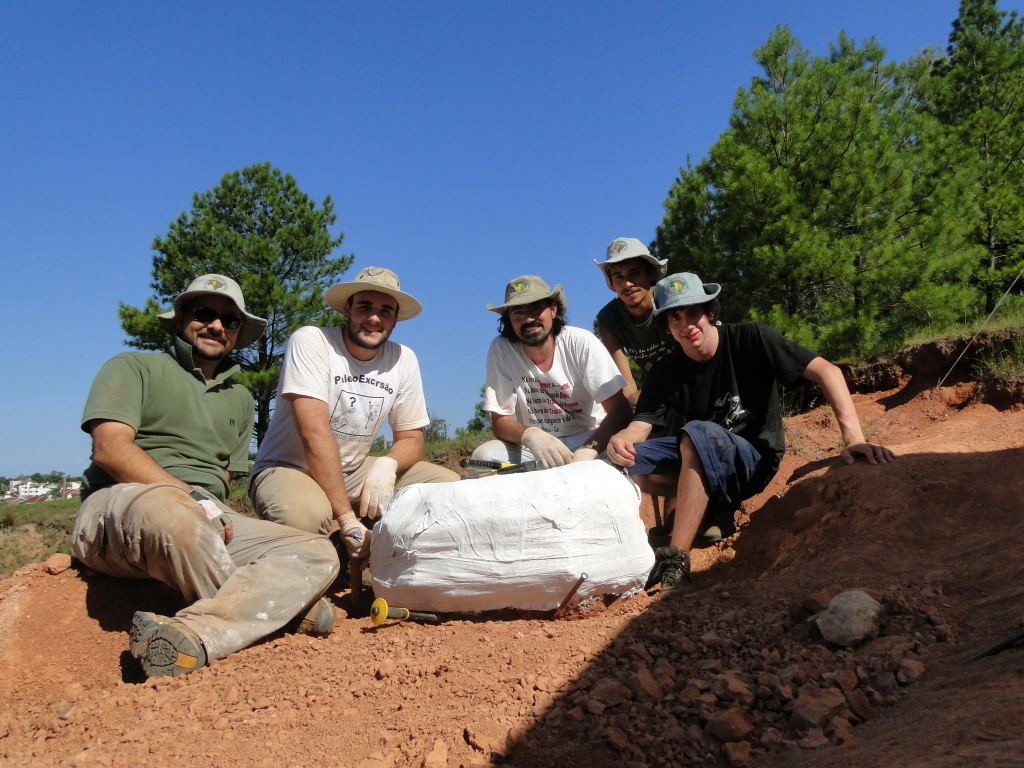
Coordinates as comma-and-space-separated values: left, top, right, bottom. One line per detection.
470, 275, 632, 468
73, 274, 340, 678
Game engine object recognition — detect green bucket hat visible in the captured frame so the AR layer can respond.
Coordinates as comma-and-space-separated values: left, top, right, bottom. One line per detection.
486, 275, 567, 315
158, 274, 267, 348
652, 272, 721, 316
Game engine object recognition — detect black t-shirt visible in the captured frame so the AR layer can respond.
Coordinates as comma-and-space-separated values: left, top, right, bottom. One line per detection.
633, 322, 817, 471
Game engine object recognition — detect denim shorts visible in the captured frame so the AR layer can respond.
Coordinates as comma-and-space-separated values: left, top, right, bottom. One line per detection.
622, 421, 776, 510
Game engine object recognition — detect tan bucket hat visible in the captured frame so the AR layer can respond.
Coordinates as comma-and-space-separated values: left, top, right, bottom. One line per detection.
158, 274, 267, 348
594, 237, 668, 290
486, 275, 567, 315
325, 266, 422, 321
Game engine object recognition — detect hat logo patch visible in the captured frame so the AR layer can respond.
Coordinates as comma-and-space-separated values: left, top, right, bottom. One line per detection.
365, 267, 384, 277
670, 280, 685, 292
612, 240, 627, 254
512, 280, 529, 293
205, 279, 226, 291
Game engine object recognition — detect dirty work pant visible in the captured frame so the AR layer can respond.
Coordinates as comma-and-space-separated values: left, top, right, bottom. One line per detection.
72, 483, 340, 661
471, 429, 597, 465
249, 458, 460, 535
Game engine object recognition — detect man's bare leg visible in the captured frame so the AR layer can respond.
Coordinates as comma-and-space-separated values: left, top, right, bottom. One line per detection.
669, 433, 710, 551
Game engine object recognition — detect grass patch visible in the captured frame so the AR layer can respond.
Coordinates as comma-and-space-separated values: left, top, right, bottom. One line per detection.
902, 295, 1024, 350
975, 335, 1024, 382
0, 498, 79, 580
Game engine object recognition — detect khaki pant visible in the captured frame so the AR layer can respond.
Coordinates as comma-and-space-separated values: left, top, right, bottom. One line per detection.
73, 483, 339, 661
249, 458, 459, 534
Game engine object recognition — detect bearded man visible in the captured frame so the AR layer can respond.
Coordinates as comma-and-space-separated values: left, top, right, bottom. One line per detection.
470, 275, 631, 468
249, 267, 458, 563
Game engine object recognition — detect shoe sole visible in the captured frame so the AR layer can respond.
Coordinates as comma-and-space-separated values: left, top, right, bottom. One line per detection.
297, 597, 337, 637
129, 611, 160, 657
139, 622, 206, 678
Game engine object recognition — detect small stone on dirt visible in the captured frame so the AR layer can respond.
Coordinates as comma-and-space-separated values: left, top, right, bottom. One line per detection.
586, 698, 606, 715
846, 688, 877, 721
44, 553, 72, 575
711, 673, 754, 705
466, 723, 508, 756
423, 739, 447, 768
799, 729, 830, 749
708, 708, 754, 742
724, 740, 752, 767
760, 728, 783, 750
897, 659, 925, 685
605, 727, 630, 750
376, 660, 397, 679
815, 590, 883, 646
590, 678, 633, 707
628, 643, 654, 663
791, 684, 847, 730
628, 668, 663, 702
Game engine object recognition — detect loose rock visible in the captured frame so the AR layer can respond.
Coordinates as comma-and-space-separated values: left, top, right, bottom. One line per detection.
44, 553, 72, 575
423, 739, 447, 768
708, 708, 754, 742
723, 740, 752, 767
815, 590, 883, 646
897, 659, 925, 685
590, 678, 633, 707
791, 684, 846, 730
711, 673, 754, 706
799, 729, 830, 749
627, 668, 663, 702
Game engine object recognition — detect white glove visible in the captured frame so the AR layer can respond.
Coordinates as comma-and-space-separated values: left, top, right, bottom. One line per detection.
359, 456, 397, 519
337, 512, 371, 559
521, 427, 574, 469
571, 447, 599, 462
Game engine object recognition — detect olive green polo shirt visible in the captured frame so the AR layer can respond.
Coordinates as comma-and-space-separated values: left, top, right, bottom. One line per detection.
80, 336, 254, 500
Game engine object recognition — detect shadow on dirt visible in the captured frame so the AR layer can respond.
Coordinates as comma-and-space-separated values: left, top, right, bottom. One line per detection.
496, 446, 1024, 767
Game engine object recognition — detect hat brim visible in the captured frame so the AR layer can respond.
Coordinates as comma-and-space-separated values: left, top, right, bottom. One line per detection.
325, 282, 422, 321
652, 282, 722, 316
486, 284, 567, 315
158, 289, 268, 349
594, 254, 668, 290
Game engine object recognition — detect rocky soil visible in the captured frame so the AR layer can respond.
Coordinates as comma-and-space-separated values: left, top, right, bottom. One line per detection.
1, 371, 1023, 767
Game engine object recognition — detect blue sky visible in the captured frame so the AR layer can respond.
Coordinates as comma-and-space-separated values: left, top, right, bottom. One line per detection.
2, 0, 1016, 476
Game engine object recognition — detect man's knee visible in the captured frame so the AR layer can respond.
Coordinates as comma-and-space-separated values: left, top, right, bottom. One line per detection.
129, 487, 214, 552
250, 469, 332, 535
471, 439, 521, 464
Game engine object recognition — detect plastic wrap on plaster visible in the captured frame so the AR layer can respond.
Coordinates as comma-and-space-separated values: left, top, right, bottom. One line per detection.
370, 462, 654, 613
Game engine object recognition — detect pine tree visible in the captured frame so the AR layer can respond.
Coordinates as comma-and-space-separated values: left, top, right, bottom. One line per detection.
119, 163, 353, 446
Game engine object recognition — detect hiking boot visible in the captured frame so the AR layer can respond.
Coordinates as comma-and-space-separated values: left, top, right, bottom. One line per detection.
296, 596, 337, 637
646, 546, 696, 600
130, 611, 207, 678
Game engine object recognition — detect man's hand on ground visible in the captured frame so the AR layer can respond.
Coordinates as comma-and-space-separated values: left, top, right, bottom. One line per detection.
521, 427, 574, 468
606, 434, 637, 467
360, 457, 398, 519
842, 442, 896, 465
337, 512, 371, 558
571, 447, 599, 462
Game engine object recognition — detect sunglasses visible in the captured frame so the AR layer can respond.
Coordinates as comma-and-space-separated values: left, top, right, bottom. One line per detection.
509, 301, 554, 322
189, 305, 243, 331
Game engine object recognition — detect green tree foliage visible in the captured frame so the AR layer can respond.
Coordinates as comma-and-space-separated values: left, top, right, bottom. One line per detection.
654, 27, 973, 359
929, 0, 1024, 312
119, 163, 353, 446
459, 386, 490, 434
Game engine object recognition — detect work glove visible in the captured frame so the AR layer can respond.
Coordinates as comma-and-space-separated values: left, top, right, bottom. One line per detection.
189, 487, 234, 544
571, 446, 599, 463
521, 427, 574, 469
359, 456, 397, 519
337, 512, 371, 559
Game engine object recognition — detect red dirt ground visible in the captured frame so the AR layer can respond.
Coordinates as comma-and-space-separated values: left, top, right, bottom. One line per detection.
1, 378, 1023, 768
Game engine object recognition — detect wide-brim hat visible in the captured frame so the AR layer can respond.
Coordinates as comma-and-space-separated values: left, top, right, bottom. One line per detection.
324, 266, 422, 321
594, 237, 668, 290
158, 274, 268, 348
652, 272, 722, 316
486, 275, 567, 315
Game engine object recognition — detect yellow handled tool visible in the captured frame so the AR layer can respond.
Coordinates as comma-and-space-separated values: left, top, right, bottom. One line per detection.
370, 597, 440, 626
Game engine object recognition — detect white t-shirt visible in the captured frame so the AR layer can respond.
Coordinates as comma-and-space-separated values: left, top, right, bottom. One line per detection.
253, 326, 430, 476
483, 326, 626, 439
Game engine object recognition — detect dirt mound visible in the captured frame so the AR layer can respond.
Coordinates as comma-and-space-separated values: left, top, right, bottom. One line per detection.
2, 379, 1023, 767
